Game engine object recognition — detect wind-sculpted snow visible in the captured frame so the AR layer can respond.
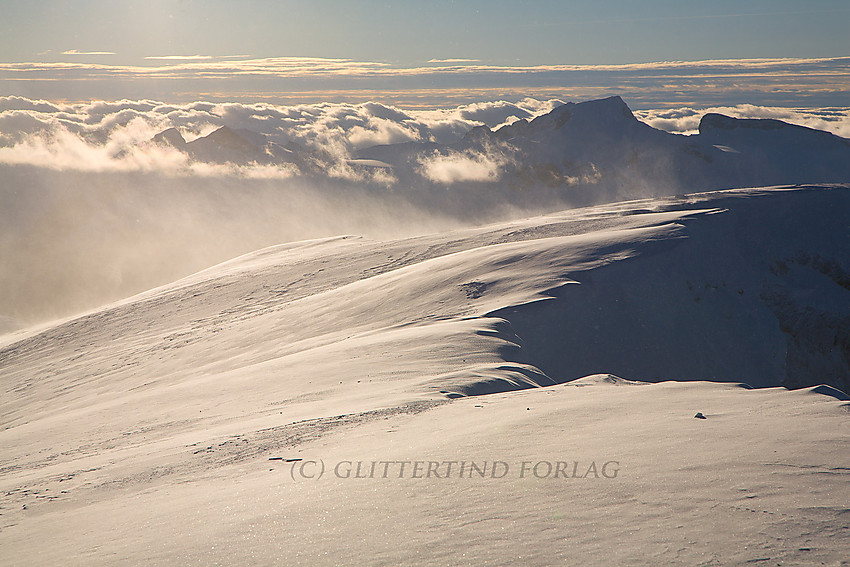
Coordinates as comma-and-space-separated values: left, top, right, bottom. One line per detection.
2, 186, 850, 566
3, 185, 848, 418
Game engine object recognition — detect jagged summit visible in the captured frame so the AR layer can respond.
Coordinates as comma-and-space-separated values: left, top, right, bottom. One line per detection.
388, 96, 850, 196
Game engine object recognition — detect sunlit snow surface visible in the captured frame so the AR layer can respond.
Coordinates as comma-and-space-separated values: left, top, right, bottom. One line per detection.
1, 185, 849, 565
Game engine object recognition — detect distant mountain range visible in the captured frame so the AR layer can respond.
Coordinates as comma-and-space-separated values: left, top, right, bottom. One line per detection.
149, 96, 850, 202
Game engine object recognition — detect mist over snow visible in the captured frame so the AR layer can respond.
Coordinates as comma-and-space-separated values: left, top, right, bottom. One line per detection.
416, 142, 517, 184
0, 96, 571, 327
2, 94, 850, 329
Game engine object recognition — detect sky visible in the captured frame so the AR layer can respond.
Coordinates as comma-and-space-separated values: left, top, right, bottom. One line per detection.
0, 0, 848, 106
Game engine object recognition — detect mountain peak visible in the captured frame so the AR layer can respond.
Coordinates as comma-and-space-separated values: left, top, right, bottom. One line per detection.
699, 113, 790, 134
697, 113, 846, 137
571, 95, 636, 123
151, 127, 186, 148
179, 126, 268, 164
698, 113, 849, 146
582, 95, 630, 111
464, 124, 493, 141
507, 95, 636, 138
202, 126, 252, 146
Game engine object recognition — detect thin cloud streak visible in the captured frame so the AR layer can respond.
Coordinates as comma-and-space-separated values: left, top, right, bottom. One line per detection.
61, 50, 116, 56
145, 55, 215, 61
145, 55, 252, 60
427, 59, 481, 64
4, 55, 847, 79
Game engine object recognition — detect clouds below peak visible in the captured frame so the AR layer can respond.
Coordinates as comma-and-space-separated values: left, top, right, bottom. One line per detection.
417, 146, 515, 184
2, 92, 849, 327
635, 104, 850, 138
0, 96, 567, 180
1, 95, 848, 183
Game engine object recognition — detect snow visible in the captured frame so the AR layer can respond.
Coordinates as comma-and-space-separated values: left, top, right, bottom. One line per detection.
1, 184, 849, 565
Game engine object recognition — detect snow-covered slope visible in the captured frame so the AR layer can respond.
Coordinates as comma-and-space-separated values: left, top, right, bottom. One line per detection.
697, 113, 850, 187
1, 185, 849, 565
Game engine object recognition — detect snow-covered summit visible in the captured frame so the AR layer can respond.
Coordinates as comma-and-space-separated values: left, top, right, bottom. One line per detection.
489, 95, 639, 141
356, 97, 850, 201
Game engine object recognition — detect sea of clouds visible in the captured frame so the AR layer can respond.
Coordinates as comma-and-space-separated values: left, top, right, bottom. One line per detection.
0, 96, 562, 179
2, 95, 848, 180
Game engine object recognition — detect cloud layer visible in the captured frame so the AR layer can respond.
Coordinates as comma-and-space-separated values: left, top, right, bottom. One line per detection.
2, 95, 847, 179
2, 56, 848, 107
417, 146, 514, 184
61, 50, 116, 56
0, 96, 565, 179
